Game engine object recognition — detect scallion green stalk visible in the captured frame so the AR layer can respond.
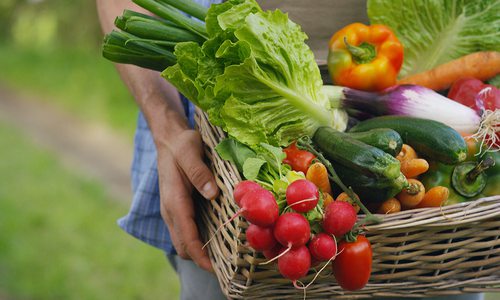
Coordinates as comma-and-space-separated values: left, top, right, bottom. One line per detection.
116, 16, 205, 43
156, 0, 208, 21
132, 0, 207, 39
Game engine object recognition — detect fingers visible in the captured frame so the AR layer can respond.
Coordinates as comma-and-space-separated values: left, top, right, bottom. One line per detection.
158, 152, 214, 272
172, 130, 219, 200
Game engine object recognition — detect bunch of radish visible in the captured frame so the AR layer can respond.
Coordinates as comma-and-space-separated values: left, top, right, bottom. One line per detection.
234, 178, 361, 290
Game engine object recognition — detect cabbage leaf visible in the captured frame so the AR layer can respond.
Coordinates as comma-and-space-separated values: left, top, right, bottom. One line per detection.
163, 0, 347, 147
368, 0, 500, 78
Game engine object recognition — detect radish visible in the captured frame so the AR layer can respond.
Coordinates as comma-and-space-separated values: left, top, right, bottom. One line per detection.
274, 212, 311, 248
233, 180, 262, 206
261, 212, 311, 265
246, 224, 277, 251
285, 179, 319, 213
278, 245, 311, 284
308, 233, 337, 261
203, 188, 278, 249
323, 201, 357, 237
263, 244, 283, 260
239, 189, 279, 227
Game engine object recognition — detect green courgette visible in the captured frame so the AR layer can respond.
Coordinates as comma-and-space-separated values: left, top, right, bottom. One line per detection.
346, 128, 403, 157
349, 116, 467, 165
333, 162, 407, 202
312, 127, 401, 180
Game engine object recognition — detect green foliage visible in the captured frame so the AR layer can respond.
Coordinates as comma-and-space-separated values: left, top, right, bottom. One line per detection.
0, 121, 180, 299
368, 0, 500, 78
163, 0, 347, 147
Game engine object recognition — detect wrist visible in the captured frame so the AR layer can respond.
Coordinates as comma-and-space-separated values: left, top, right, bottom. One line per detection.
150, 108, 190, 151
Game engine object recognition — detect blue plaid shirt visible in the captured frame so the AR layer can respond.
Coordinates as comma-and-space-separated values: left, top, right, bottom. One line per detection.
117, 0, 221, 254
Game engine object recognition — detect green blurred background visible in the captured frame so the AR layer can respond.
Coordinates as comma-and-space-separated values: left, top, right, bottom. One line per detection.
0, 1, 498, 300
0, 1, 180, 299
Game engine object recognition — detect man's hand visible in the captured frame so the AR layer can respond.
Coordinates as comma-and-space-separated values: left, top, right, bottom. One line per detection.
157, 129, 219, 272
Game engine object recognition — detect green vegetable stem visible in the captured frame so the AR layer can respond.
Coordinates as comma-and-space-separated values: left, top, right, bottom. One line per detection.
296, 136, 381, 225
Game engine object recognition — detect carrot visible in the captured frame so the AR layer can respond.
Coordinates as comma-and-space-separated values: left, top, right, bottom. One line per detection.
335, 192, 361, 213
400, 158, 429, 178
306, 162, 332, 195
377, 198, 401, 214
322, 192, 334, 208
397, 179, 425, 208
396, 144, 417, 163
398, 51, 500, 91
416, 186, 449, 208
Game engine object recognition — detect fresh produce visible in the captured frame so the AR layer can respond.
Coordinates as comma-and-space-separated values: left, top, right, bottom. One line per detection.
163, 0, 348, 147
308, 233, 337, 262
313, 126, 402, 180
396, 144, 417, 162
283, 143, 316, 174
368, 0, 500, 78
350, 116, 468, 164
323, 201, 357, 237
333, 235, 372, 291
400, 158, 429, 179
324, 84, 482, 134
239, 189, 280, 227
233, 180, 261, 205
306, 162, 332, 195
448, 78, 500, 113
346, 128, 403, 157
377, 198, 401, 214
398, 52, 500, 91
285, 179, 319, 213
273, 212, 311, 250
327, 23, 404, 91
246, 224, 277, 251
263, 244, 283, 260
331, 163, 407, 203
322, 192, 334, 208
335, 192, 360, 213
415, 186, 449, 208
420, 162, 467, 205
396, 178, 425, 208
452, 157, 494, 197
277, 245, 311, 283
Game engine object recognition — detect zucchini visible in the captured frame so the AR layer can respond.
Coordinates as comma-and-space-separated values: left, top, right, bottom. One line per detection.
312, 127, 401, 180
346, 128, 403, 157
349, 116, 467, 165
333, 162, 407, 202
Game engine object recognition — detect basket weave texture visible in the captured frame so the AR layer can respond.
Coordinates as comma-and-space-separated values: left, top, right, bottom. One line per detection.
194, 108, 500, 299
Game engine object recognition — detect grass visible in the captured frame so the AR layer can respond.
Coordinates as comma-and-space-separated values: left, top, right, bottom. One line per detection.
0, 44, 138, 138
0, 121, 180, 300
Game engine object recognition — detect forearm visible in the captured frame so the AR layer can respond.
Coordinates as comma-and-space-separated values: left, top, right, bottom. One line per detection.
96, 0, 187, 146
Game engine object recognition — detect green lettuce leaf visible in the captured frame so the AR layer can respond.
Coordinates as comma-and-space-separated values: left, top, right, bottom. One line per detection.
163, 0, 347, 147
368, 0, 500, 78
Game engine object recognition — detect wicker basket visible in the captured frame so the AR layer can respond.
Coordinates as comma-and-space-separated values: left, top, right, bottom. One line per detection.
194, 108, 500, 299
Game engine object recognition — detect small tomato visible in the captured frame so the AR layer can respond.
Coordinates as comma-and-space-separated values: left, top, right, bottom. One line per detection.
283, 142, 316, 174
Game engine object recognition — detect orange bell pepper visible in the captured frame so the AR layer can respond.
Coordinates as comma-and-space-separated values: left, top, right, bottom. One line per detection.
328, 23, 404, 91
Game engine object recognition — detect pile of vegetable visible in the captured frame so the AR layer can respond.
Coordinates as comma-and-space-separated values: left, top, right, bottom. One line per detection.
102, 0, 499, 293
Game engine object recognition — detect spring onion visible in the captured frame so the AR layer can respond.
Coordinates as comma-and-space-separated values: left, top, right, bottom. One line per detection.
324, 84, 483, 133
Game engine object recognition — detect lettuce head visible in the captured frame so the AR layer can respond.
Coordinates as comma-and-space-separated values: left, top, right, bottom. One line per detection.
163, 0, 347, 147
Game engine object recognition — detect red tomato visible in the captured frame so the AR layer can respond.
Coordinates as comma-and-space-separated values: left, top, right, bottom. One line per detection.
283, 142, 316, 174
332, 235, 372, 291
448, 77, 500, 112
